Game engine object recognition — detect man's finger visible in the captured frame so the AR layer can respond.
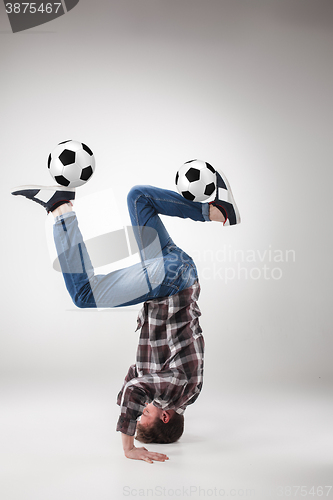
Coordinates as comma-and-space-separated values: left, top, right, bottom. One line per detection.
148, 453, 169, 461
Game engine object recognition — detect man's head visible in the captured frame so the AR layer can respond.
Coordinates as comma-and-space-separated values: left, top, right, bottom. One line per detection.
135, 403, 184, 444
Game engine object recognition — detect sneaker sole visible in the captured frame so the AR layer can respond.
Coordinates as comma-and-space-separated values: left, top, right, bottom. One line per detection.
11, 185, 75, 194
12, 184, 75, 192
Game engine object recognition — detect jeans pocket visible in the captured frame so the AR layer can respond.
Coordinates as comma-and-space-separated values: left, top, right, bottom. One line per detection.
178, 263, 198, 289
146, 251, 198, 295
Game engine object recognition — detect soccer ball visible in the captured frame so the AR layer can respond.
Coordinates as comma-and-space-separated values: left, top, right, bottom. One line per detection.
175, 159, 216, 202
48, 140, 95, 188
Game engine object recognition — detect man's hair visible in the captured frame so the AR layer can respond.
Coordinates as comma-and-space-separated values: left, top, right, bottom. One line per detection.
136, 412, 184, 444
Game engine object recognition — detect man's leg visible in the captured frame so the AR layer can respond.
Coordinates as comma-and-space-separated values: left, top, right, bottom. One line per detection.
52, 186, 215, 308
12, 184, 228, 308
126, 186, 214, 297
9, 186, 159, 308
52, 207, 158, 308
126, 185, 211, 261
53, 185, 230, 306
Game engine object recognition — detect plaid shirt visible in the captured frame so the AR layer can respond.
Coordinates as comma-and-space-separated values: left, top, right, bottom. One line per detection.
116, 281, 204, 436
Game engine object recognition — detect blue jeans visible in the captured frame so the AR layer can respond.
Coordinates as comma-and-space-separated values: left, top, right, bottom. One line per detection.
53, 186, 210, 308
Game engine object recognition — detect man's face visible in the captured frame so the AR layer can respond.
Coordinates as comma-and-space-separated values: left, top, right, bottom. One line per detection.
139, 403, 161, 428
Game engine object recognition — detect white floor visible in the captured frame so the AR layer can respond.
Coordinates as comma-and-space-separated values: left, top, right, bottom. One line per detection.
1, 377, 332, 500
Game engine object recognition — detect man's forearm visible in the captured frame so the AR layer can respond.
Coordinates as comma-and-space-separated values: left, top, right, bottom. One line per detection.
121, 432, 135, 456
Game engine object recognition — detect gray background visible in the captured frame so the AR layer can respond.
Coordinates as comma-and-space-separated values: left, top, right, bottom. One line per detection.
1, 1, 332, 499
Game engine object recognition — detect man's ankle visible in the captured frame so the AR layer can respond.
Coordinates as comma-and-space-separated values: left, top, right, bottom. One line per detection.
51, 202, 73, 218
209, 204, 225, 223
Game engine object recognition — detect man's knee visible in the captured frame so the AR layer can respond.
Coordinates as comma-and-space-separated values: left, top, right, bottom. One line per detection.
72, 296, 88, 308
127, 185, 148, 211
127, 185, 144, 202
71, 285, 97, 309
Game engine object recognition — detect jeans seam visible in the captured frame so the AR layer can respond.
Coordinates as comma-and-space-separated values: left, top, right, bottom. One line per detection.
57, 219, 96, 307
59, 219, 77, 296
143, 194, 205, 213
133, 193, 146, 262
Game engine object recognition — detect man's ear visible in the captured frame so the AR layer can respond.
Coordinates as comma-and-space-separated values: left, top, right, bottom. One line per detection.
161, 411, 171, 423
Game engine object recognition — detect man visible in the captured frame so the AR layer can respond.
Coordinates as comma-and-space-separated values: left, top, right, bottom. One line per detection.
12, 167, 240, 463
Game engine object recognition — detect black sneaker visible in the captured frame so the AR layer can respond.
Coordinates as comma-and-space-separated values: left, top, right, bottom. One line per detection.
11, 185, 75, 213
209, 169, 241, 226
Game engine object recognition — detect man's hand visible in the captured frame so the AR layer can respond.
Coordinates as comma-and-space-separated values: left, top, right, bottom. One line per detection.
121, 432, 169, 464
125, 445, 169, 464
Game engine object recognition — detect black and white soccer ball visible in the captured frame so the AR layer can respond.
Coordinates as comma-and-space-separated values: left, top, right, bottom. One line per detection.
48, 140, 95, 188
175, 159, 216, 202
